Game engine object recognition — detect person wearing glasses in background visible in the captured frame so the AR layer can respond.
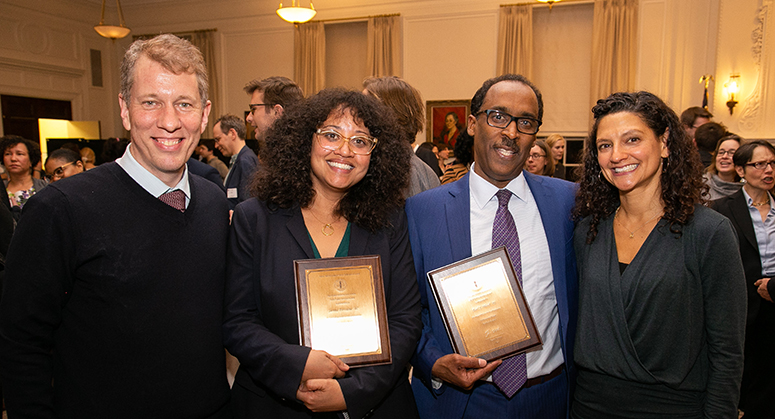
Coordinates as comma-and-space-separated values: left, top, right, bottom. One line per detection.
407, 74, 578, 419
525, 140, 554, 177
244, 76, 304, 152
712, 140, 775, 419
44, 148, 85, 183
223, 89, 422, 419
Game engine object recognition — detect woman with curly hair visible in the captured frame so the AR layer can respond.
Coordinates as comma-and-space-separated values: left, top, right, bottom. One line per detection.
223, 89, 422, 419
1, 135, 46, 216
571, 91, 747, 418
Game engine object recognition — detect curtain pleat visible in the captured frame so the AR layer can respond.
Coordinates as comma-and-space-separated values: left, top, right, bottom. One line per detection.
294, 22, 326, 96
367, 16, 401, 77
497, 5, 533, 79
189, 31, 217, 138
589, 0, 638, 111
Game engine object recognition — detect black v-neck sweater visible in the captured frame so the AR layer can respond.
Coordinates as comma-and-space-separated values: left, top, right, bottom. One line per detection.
0, 163, 231, 418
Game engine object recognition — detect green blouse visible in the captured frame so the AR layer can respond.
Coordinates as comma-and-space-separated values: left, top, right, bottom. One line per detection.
308, 222, 351, 259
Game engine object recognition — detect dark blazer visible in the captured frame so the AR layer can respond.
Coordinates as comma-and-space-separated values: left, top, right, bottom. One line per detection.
712, 189, 775, 416
224, 146, 258, 210
405, 171, 578, 419
711, 190, 769, 324
223, 198, 422, 419
187, 158, 225, 192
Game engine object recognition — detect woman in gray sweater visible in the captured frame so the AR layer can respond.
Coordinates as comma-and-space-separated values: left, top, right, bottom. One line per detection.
571, 91, 747, 418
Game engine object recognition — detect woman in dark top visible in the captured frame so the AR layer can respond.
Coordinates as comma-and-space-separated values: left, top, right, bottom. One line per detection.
572, 91, 747, 418
223, 89, 422, 419
1, 136, 46, 217
711, 140, 775, 419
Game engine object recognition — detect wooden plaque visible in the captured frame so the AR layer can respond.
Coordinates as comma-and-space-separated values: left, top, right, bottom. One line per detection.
427, 247, 542, 361
294, 255, 391, 367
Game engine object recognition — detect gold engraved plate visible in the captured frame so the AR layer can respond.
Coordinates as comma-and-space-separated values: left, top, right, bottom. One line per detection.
306, 266, 382, 357
441, 259, 529, 357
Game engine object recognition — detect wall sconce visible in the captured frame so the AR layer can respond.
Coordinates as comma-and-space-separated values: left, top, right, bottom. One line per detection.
725, 74, 740, 115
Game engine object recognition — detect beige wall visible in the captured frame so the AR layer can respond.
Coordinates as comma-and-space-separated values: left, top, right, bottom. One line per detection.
0, 0, 771, 140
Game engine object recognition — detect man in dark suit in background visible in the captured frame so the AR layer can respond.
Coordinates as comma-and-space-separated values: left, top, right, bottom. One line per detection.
214, 114, 257, 210
0, 34, 231, 418
406, 74, 578, 419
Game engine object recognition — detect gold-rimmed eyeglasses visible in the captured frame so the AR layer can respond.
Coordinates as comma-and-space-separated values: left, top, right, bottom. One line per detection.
315, 129, 378, 155
46, 161, 76, 180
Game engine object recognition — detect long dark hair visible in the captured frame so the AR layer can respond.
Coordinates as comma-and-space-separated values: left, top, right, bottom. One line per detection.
573, 91, 706, 243
252, 89, 410, 233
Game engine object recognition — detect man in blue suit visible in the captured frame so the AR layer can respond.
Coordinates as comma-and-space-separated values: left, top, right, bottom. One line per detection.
406, 74, 578, 419
214, 114, 258, 210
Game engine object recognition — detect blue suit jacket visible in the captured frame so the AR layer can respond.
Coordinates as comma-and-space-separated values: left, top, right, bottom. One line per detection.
406, 171, 578, 419
225, 146, 259, 210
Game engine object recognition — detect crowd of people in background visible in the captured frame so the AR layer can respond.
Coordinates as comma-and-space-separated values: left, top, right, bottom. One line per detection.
0, 32, 771, 419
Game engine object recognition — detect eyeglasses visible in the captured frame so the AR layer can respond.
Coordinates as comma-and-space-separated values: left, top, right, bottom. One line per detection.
46, 161, 75, 180
248, 103, 273, 113
528, 153, 546, 159
746, 160, 775, 170
476, 109, 541, 134
315, 129, 378, 155
717, 149, 737, 157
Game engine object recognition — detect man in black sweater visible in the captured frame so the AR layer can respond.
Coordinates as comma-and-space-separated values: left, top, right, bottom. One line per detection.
0, 34, 231, 418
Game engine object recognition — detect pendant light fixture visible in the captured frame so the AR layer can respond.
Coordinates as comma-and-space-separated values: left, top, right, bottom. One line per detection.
94, 0, 131, 40
277, 1, 317, 24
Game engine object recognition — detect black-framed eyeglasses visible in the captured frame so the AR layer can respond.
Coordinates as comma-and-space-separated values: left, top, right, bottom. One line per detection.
528, 153, 546, 159
248, 103, 273, 113
476, 109, 541, 134
745, 160, 775, 170
46, 161, 75, 181
315, 129, 378, 155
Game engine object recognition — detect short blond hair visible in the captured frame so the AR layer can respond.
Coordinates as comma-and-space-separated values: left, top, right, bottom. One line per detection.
120, 34, 208, 106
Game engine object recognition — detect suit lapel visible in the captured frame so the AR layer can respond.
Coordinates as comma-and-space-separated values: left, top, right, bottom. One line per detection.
730, 190, 758, 250
446, 174, 472, 260
285, 206, 315, 259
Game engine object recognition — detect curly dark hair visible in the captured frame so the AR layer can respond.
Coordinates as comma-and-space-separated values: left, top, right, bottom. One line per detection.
252, 88, 410, 233
573, 91, 707, 243
453, 131, 474, 166
1, 135, 41, 170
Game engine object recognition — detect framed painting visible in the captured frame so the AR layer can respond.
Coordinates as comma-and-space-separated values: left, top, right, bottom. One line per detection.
426, 100, 470, 146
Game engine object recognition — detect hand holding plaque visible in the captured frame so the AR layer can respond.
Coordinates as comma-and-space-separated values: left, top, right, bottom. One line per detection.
295, 255, 392, 367
427, 247, 541, 361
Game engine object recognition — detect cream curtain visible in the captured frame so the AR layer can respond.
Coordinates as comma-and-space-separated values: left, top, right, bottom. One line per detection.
589, 0, 638, 110
294, 22, 326, 96
497, 5, 533, 79
189, 31, 218, 138
367, 16, 401, 77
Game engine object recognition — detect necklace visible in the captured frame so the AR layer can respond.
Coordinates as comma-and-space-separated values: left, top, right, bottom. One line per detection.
751, 200, 770, 207
307, 208, 338, 236
615, 206, 662, 239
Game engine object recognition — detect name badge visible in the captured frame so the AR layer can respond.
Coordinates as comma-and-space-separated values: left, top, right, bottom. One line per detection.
227, 188, 238, 199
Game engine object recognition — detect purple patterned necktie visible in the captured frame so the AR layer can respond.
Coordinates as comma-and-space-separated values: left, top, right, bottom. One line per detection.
490, 189, 527, 398
159, 189, 186, 212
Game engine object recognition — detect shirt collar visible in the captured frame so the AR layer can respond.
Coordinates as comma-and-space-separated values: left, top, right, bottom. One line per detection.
469, 162, 529, 210
742, 187, 775, 212
116, 143, 191, 200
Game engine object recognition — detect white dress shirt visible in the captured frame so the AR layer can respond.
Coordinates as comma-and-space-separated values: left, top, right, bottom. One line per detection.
469, 164, 564, 378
